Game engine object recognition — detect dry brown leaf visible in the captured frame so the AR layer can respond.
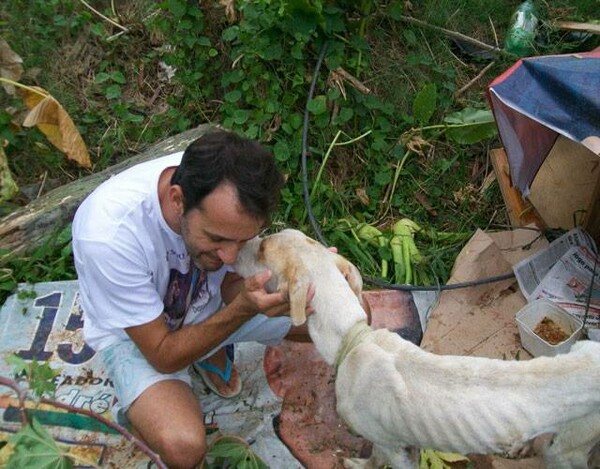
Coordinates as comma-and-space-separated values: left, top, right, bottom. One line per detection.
20, 85, 48, 109
0, 38, 24, 95
328, 69, 347, 100
333, 67, 371, 94
415, 190, 437, 217
219, 0, 237, 22
406, 134, 433, 156
21, 87, 91, 169
356, 187, 370, 206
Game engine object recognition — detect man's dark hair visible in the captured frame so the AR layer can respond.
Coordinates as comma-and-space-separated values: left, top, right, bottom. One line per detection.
171, 130, 285, 220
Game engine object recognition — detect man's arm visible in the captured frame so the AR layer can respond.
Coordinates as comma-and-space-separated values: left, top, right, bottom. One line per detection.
126, 270, 288, 373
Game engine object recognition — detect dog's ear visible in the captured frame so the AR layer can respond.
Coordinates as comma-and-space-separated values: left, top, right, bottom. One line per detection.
283, 264, 308, 326
335, 255, 363, 299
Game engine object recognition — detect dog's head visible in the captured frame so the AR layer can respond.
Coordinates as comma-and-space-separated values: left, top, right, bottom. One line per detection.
235, 229, 364, 327
234, 230, 312, 325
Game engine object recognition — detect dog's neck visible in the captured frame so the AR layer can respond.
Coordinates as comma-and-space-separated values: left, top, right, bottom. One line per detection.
333, 319, 371, 373
306, 276, 368, 365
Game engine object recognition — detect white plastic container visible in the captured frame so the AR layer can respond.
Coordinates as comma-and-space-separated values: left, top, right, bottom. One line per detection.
516, 298, 583, 357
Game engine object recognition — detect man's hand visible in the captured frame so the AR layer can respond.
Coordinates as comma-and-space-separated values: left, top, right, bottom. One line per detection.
236, 270, 288, 316
229, 270, 315, 319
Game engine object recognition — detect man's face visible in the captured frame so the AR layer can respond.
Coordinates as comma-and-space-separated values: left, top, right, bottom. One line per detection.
179, 183, 264, 271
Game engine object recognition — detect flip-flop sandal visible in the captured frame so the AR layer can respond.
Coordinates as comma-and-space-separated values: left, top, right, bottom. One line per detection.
193, 344, 242, 399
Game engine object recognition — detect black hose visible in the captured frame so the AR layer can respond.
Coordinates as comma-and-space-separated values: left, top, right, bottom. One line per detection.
302, 41, 329, 248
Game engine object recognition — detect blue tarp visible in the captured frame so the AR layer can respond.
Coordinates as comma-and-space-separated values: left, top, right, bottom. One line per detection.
488, 48, 600, 196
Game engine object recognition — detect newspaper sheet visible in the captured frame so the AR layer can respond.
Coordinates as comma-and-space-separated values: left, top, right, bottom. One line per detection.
513, 228, 599, 340
513, 228, 596, 300
531, 245, 600, 340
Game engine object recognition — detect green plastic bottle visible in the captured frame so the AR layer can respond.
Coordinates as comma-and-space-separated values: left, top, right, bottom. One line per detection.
504, 1, 539, 57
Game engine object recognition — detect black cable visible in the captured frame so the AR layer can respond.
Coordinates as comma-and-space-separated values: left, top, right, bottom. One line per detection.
302, 41, 329, 248
582, 248, 598, 330
364, 272, 516, 292
301, 40, 516, 292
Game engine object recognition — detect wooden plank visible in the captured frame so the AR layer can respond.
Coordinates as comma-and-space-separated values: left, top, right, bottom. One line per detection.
489, 148, 545, 228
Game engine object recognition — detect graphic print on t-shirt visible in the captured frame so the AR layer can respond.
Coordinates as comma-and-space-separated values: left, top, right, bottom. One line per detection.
163, 266, 210, 330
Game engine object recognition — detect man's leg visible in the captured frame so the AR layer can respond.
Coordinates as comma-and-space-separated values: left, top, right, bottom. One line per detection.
101, 340, 206, 468
127, 380, 206, 469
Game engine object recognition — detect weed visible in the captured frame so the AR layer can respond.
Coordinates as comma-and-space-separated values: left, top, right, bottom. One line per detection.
0, 224, 76, 304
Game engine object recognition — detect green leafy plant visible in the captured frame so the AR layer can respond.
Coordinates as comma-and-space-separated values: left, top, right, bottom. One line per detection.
7, 355, 59, 399
420, 448, 470, 468
202, 435, 268, 469
1, 0, 512, 289
0, 224, 76, 304
7, 418, 78, 469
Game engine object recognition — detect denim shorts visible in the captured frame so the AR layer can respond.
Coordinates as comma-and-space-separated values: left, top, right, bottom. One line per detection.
101, 314, 292, 424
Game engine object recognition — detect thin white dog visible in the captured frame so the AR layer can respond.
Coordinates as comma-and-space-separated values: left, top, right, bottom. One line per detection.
234, 228, 600, 469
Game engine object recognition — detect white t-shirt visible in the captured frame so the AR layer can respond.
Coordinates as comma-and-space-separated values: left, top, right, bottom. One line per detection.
72, 152, 230, 352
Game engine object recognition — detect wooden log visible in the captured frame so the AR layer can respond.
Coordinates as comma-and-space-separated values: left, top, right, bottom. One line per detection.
489, 147, 545, 229
0, 124, 213, 255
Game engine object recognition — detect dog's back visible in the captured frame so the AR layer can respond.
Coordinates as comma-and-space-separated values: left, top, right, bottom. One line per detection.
336, 330, 600, 463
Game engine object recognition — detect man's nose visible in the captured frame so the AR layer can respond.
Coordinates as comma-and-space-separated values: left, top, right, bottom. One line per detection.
217, 243, 242, 264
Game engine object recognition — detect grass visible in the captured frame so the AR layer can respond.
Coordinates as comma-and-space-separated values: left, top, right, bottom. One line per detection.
0, 0, 598, 302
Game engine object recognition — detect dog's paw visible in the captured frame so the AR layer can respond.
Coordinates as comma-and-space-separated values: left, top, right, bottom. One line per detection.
343, 457, 369, 469
343, 457, 382, 469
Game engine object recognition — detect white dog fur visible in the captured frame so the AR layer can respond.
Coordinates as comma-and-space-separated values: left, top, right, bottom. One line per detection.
234, 229, 600, 468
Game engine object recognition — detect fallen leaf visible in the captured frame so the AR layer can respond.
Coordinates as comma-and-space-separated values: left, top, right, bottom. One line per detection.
406, 134, 433, 156
20, 85, 48, 109
0, 38, 23, 95
21, 87, 91, 168
219, 0, 237, 22
415, 190, 437, 217
480, 171, 496, 193
356, 187, 370, 205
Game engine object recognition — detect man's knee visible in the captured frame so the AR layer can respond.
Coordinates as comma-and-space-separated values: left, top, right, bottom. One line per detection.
124, 379, 206, 468
156, 426, 207, 469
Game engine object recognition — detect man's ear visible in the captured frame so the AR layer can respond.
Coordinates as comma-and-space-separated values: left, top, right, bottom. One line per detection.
169, 184, 185, 216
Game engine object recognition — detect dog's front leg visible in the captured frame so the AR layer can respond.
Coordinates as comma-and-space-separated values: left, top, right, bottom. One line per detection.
343, 456, 379, 469
375, 444, 417, 469
344, 445, 416, 469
